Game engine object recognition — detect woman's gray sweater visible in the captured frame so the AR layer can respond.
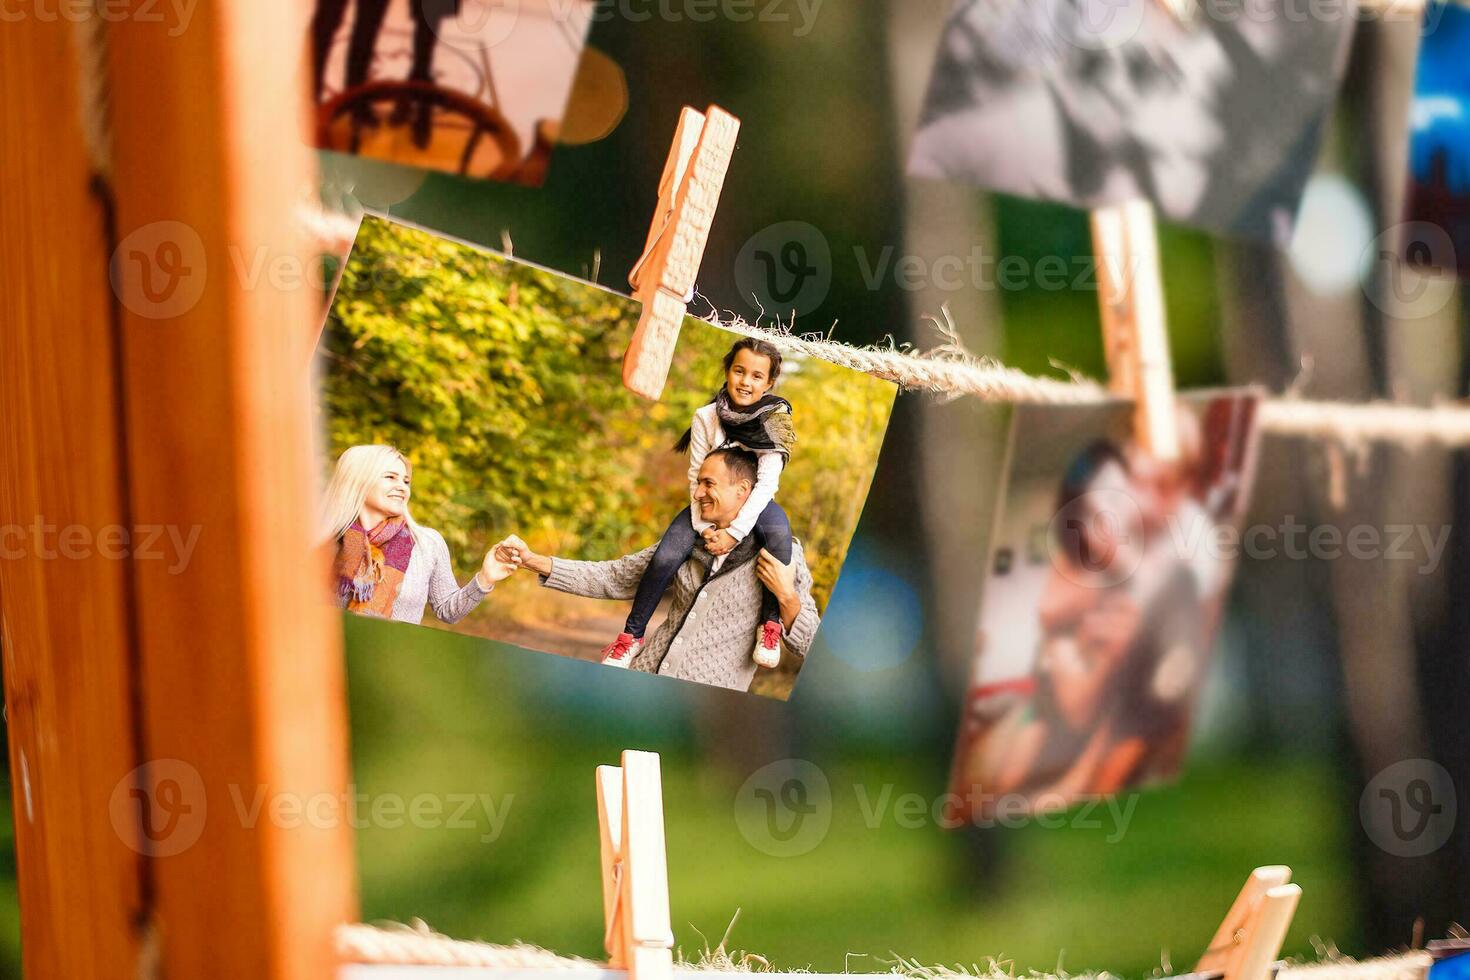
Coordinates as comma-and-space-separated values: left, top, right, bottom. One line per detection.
383, 525, 490, 625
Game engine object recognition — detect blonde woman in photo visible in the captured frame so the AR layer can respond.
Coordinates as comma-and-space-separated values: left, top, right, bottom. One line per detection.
321, 444, 519, 625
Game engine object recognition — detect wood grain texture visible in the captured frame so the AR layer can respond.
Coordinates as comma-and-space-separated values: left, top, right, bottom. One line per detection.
0, 13, 147, 979
1091, 199, 1181, 460
624, 107, 739, 400
106, 1, 357, 977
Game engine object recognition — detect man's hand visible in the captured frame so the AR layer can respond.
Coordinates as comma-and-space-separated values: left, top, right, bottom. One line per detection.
493, 534, 553, 577
757, 548, 798, 601
477, 543, 521, 590
702, 528, 738, 556
756, 548, 802, 632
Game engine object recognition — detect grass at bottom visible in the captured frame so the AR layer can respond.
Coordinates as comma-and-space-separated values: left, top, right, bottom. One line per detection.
343, 626, 1358, 979
380, 757, 1354, 978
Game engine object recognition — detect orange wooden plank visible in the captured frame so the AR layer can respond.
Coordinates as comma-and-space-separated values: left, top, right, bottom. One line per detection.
0, 13, 147, 980
105, 1, 358, 977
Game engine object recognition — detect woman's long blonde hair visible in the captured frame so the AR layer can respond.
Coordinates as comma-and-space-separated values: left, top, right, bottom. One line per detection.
320, 444, 419, 543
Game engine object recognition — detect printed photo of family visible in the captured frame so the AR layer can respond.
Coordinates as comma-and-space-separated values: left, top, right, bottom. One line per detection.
947, 393, 1260, 820
308, 0, 592, 184
315, 215, 895, 699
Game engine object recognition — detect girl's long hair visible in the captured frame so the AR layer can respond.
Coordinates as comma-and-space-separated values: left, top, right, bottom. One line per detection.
673, 337, 785, 454
319, 444, 420, 543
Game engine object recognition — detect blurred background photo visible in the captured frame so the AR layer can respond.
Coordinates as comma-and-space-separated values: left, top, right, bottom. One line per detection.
909, 0, 1357, 244
311, 0, 594, 183
947, 392, 1261, 822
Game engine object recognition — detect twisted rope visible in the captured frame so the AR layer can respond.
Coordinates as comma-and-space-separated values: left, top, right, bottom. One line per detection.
337, 924, 1437, 980
706, 312, 1470, 450
338, 922, 602, 969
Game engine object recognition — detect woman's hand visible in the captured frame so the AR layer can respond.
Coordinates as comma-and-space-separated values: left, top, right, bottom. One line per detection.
702, 528, 738, 556
476, 543, 522, 590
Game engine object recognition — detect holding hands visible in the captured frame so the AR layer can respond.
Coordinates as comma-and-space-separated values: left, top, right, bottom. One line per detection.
493, 534, 553, 576
476, 544, 521, 590
702, 527, 739, 556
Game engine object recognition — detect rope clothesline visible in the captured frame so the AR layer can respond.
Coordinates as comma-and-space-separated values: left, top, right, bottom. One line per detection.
305, 205, 1470, 450
337, 923, 1438, 980
711, 312, 1470, 450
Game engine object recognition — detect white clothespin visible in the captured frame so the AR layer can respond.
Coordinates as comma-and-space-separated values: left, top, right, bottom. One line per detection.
1195, 866, 1303, 980
598, 751, 674, 980
623, 105, 740, 400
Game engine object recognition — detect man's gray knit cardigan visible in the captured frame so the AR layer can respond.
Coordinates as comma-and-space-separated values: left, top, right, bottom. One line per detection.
540, 534, 821, 692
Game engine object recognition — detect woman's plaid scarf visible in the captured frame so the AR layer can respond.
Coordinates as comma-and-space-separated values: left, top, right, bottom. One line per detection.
714, 389, 796, 458
334, 517, 414, 618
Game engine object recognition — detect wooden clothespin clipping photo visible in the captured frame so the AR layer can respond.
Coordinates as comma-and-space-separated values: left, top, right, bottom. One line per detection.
1091, 198, 1180, 462
598, 751, 674, 980
624, 105, 741, 400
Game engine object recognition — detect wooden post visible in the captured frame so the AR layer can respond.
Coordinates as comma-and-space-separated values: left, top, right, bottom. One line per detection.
2, 3, 358, 978
1090, 199, 1181, 460
0, 15, 146, 980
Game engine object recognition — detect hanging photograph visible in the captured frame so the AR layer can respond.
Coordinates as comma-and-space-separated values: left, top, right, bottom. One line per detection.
1402, 0, 1470, 276
946, 391, 1262, 822
308, 0, 594, 185
315, 215, 897, 701
907, 0, 1355, 244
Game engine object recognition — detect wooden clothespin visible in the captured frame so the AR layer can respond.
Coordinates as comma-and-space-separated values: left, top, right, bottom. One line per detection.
1090, 198, 1181, 461
1154, 0, 1201, 24
1194, 866, 1303, 980
623, 106, 740, 400
597, 751, 674, 980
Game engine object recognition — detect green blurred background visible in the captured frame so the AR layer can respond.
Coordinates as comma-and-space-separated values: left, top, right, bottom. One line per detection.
3, 0, 1469, 974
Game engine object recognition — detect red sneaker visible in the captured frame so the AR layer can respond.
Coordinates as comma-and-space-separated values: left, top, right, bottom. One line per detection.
601, 632, 642, 669
752, 621, 782, 669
